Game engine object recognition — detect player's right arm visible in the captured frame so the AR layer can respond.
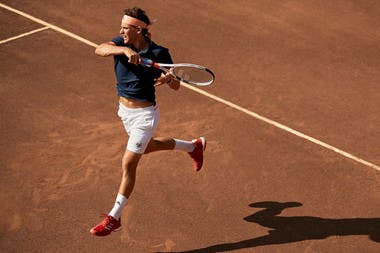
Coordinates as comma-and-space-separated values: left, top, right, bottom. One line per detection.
95, 42, 140, 64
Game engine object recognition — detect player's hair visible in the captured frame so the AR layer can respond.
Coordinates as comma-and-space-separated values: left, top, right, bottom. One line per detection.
124, 7, 151, 36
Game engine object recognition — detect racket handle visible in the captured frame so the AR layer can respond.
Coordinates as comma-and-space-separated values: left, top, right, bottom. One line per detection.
140, 57, 153, 66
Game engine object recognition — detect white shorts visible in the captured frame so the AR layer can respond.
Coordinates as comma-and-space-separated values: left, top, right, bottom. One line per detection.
117, 102, 160, 154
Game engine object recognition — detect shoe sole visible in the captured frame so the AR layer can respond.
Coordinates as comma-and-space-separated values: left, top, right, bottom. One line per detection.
200, 137, 206, 151
113, 227, 122, 232
196, 137, 206, 172
89, 226, 122, 236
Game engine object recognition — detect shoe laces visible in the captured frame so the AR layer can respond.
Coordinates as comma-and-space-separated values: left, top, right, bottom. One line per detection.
99, 213, 113, 225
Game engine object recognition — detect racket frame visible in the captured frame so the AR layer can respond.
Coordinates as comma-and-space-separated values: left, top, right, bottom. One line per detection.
140, 57, 215, 86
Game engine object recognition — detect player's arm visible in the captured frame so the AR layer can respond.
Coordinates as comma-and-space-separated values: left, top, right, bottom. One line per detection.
154, 49, 180, 90
95, 42, 140, 64
95, 42, 124, 56
155, 72, 180, 90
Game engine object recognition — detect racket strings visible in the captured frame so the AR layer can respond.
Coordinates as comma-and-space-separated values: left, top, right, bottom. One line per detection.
171, 66, 214, 86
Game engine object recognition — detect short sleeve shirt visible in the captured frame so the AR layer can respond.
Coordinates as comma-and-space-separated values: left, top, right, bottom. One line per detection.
111, 36, 173, 105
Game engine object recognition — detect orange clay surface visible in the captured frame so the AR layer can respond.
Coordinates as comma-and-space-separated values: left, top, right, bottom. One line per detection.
1, 1, 380, 252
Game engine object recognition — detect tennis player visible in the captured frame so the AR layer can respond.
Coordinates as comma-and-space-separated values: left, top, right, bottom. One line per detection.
90, 7, 206, 236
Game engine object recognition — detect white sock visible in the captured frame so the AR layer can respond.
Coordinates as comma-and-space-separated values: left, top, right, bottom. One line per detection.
174, 139, 195, 152
108, 193, 128, 220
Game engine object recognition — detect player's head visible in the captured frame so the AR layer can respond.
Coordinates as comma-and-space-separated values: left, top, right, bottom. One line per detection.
123, 7, 151, 38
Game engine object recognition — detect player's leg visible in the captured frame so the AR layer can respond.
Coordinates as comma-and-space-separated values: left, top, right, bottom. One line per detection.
118, 150, 142, 198
145, 136, 207, 171
144, 137, 175, 153
90, 104, 153, 236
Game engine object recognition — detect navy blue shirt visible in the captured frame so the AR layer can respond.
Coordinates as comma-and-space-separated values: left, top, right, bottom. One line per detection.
111, 36, 173, 105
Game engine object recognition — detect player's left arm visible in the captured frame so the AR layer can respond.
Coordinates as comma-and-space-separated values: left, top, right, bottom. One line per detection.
155, 72, 180, 90
154, 49, 180, 90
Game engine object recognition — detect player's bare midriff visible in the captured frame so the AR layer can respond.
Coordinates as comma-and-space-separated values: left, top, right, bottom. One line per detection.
119, 96, 154, 108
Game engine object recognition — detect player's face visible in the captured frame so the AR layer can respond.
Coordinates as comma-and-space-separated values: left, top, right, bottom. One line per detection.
120, 18, 139, 44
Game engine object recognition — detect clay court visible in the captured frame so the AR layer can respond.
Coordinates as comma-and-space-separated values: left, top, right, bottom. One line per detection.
1, 1, 380, 252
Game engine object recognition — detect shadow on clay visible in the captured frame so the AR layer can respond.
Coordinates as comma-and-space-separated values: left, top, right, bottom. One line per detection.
158, 201, 380, 252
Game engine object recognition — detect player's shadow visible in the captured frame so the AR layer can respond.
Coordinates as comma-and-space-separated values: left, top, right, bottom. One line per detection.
159, 201, 380, 253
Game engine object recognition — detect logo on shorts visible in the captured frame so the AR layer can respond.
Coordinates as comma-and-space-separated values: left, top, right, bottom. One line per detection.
135, 142, 142, 149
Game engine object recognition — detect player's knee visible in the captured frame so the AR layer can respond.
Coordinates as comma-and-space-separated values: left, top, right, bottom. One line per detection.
121, 154, 140, 175
144, 139, 160, 154
121, 161, 137, 175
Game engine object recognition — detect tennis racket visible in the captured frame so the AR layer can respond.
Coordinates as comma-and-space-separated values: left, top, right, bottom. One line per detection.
140, 57, 215, 86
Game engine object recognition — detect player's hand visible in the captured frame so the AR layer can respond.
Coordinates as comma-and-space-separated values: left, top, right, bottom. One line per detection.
123, 48, 140, 65
155, 73, 180, 90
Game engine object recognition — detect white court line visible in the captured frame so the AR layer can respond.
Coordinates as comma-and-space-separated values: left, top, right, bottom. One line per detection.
1, 2, 379, 172
0, 3, 98, 48
182, 83, 380, 171
0, 26, 49, 44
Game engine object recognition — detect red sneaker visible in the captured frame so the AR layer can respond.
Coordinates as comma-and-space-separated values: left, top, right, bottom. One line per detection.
90, 214, 121, 236
188, 137, 206, 171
